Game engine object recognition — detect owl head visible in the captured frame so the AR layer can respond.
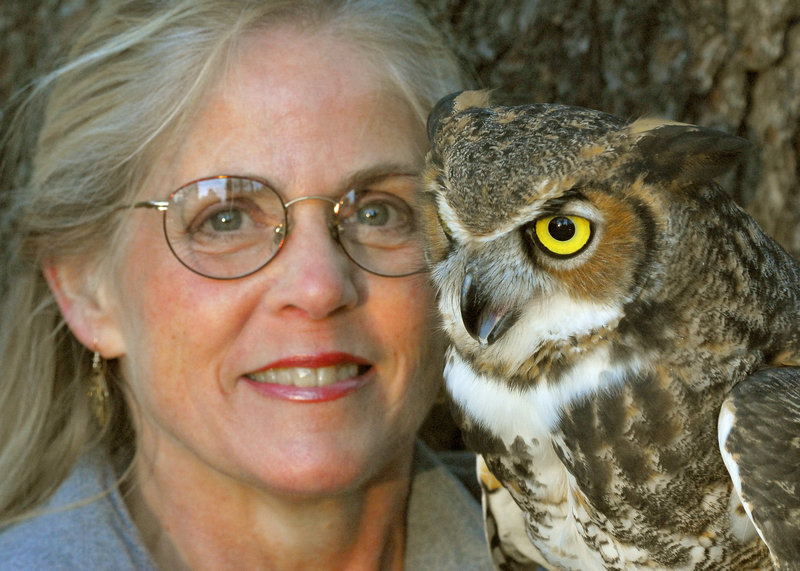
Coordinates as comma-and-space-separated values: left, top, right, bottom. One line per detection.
421, 90, 751, 377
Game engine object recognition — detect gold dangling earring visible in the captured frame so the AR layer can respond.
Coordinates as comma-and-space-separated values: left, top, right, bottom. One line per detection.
88, 351, 110, 427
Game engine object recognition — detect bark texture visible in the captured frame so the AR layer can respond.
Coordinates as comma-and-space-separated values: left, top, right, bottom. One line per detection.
3, 1, 798, 253
420, 0, 800, 255
2, 1, 800, 450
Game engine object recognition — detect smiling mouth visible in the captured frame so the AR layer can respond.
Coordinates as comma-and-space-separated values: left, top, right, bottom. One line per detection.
246, 364, 371, 388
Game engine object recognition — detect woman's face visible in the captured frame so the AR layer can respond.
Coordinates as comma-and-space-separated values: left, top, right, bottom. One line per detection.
103, 28, 443, 495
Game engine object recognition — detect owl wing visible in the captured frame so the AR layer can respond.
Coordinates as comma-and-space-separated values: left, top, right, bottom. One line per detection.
718, 367, 800, 569
478, 455, 554, 571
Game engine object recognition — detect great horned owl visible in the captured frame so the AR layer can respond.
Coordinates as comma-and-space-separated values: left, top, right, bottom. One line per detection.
422, 90, 800, 570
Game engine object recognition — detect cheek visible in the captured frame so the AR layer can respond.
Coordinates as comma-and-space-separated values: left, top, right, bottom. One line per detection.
552, 195, 646, 304
114, 254, 188, 413
116, 226, 189, 348
369, 276, 445, 407
373, 275, 440, 351
560, 240, 639, 303
112, 221, 240, 401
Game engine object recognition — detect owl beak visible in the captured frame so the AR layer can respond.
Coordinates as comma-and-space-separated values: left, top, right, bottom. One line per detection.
460, 272, 520, 347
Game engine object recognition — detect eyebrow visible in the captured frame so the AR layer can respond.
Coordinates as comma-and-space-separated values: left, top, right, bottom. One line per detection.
225, 163, 420, 199
339, 163, 420, 190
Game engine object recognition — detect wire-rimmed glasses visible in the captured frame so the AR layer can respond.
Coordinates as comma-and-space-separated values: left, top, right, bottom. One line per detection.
125, 175, 427, 279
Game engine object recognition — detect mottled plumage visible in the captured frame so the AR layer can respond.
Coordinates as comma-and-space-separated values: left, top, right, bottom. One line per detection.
421, 90, 800, 570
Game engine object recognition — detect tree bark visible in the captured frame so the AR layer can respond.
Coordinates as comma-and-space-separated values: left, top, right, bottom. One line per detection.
3, 1, 799, 451
3, 1, 799, 254
421, 0, 800, 255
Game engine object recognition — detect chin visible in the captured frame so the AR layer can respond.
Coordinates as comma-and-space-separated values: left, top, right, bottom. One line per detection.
235, 431, 412, 497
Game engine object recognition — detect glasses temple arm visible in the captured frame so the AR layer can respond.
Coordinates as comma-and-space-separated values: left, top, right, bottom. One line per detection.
126, 200, 170, 211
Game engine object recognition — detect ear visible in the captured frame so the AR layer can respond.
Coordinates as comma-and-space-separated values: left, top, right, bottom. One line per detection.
427, 89, 493, 143
631, 121, 752, 186
43, 260, 126, 358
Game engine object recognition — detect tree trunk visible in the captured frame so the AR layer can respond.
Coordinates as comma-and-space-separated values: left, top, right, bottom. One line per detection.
3, 1, 800, 450
3, 0, 799, 253
420, 0, 800, 256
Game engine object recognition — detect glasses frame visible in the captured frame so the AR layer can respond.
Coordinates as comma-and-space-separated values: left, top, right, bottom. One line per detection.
126, 175, 426, 280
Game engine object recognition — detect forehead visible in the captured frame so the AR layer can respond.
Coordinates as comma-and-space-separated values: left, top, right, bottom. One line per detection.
224, 27, 387, 115
152, 26, 427, 195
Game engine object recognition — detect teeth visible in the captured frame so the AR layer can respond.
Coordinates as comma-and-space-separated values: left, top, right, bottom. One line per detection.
248, 364, 361, 387
295, 368, 316, 388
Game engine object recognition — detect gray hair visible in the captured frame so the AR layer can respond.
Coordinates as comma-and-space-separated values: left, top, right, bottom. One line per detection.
0, 0, 465, 525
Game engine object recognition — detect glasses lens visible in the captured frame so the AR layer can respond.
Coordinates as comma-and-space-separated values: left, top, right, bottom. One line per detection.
164, 177, 286, 279
335, 189, 426, 277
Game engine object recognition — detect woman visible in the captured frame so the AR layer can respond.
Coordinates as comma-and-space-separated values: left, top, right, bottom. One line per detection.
0, 1, 491, 568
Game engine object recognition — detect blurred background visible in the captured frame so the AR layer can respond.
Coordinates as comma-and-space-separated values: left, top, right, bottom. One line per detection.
3, 0, 799, 449
4, 0, 798, 252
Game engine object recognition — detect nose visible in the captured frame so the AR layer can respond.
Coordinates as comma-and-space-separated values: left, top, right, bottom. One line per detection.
266, 198, 359, 319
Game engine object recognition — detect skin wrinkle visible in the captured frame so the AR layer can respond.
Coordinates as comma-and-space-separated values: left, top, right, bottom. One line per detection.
56, 28, 443, 570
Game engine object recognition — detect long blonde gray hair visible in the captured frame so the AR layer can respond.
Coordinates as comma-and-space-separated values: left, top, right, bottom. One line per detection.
0, 0, 464, 525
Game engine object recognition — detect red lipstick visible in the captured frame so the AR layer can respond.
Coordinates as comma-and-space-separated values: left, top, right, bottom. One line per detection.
243, 352, 373, 403
254, 352, 370, 370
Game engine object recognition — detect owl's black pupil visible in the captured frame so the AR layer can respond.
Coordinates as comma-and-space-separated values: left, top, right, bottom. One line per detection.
549, 217, 575, 241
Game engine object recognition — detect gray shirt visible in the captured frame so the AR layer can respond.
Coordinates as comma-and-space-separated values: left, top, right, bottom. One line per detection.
0, 442, 492, 569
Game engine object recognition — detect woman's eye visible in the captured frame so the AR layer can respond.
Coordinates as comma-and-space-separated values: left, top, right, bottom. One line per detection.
357, 202, 391, 226
207, 208, 244, 232
191, 204, 251, 235
530, 215, 593, 257
345, 191, 413, 231
186, 198, 273, 242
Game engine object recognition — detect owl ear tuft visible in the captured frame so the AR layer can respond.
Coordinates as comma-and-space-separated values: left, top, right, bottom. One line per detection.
632, 122, 752, 186
427, 89, 493, 142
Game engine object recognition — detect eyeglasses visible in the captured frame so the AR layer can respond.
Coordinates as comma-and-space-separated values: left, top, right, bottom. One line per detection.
126, 175, 427, 279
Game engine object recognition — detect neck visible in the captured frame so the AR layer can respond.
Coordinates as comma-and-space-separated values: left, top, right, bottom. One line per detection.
124, 444, 414, 570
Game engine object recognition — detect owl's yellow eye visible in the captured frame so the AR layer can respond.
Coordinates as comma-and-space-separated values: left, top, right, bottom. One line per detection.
533, 215, 593, 257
